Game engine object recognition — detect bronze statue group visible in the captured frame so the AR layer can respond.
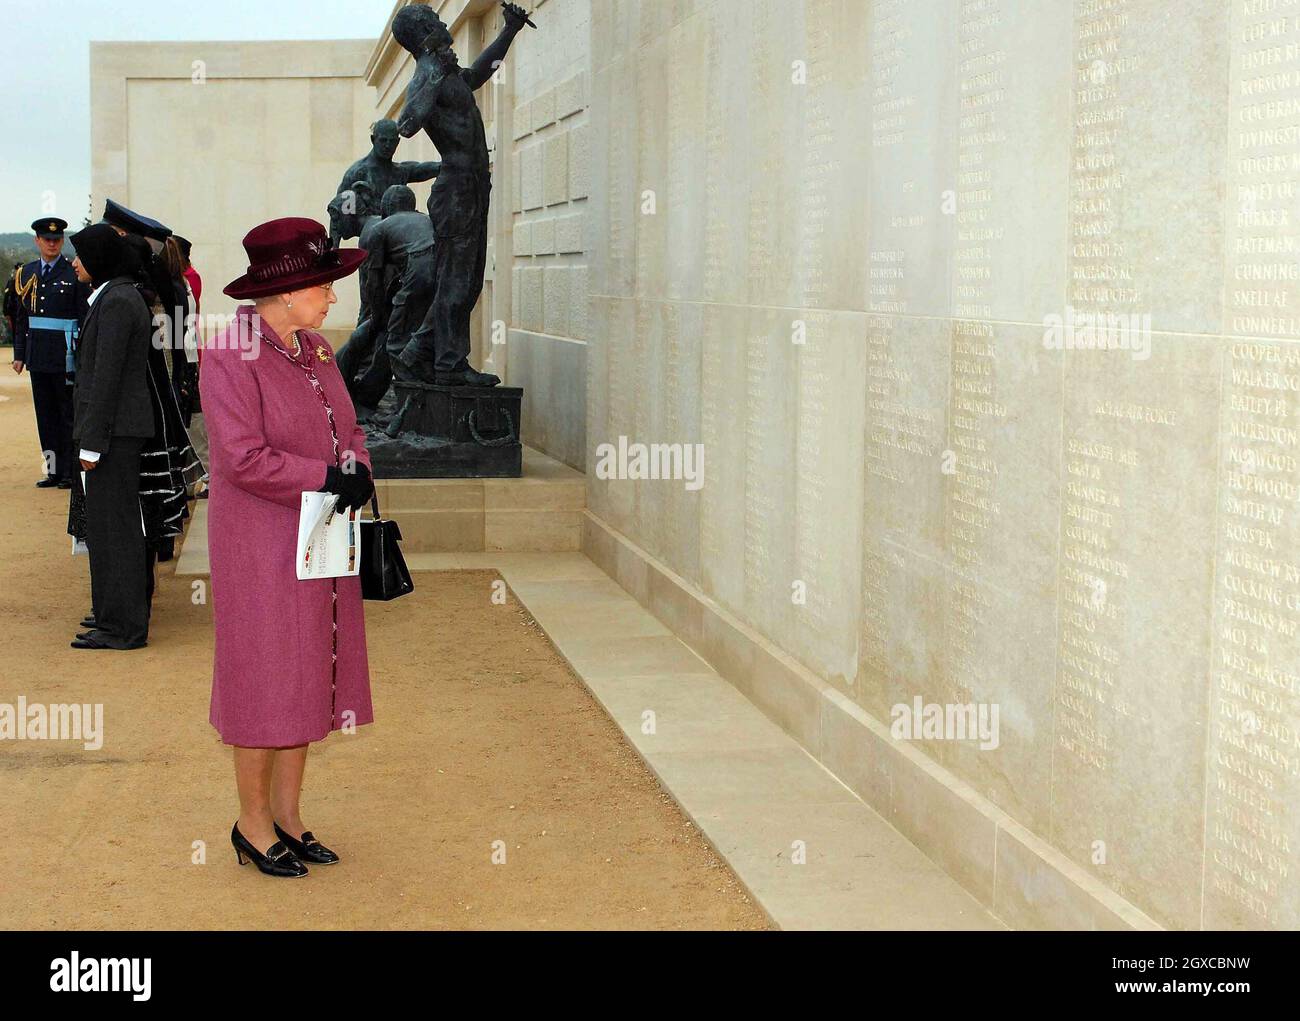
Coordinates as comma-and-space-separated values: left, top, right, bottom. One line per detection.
330, 1, 535, 416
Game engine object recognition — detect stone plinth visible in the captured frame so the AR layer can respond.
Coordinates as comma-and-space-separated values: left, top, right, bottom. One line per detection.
365, 383, 524, 479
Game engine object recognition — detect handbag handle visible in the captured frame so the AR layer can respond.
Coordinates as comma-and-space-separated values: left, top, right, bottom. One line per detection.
369, 490, 381, 520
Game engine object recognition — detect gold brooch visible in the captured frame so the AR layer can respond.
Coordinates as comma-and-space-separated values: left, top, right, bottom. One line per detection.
316, 347, 331, 363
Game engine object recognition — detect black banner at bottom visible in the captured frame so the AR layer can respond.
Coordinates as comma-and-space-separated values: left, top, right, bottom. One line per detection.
0, 930, 1290, 1006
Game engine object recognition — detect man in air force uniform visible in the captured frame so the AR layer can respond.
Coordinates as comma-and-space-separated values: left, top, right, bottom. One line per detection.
10, 217, 89, 488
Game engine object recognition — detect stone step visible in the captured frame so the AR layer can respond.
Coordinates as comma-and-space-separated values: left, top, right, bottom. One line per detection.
373, 445, 584, 552
175, 445, 586, 574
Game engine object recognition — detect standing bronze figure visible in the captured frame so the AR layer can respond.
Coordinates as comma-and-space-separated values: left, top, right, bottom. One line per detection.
389, 1, 533, 388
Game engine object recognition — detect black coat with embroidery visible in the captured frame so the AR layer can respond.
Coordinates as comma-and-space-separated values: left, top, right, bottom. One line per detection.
67, 280, 204, 548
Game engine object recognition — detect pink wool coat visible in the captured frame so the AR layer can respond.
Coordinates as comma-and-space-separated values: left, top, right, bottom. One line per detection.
199, 306, 373, 747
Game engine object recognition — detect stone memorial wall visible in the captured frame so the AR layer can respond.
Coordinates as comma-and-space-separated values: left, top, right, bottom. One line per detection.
585, 0, 1300, 929
508, 0, 592, 470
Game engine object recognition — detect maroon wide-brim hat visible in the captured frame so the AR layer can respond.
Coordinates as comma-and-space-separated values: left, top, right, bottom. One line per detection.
224, 216, 366, 300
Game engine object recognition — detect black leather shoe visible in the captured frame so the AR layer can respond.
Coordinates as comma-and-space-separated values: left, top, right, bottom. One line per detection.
71, 629, 146, 650
274, 823, 340, 865
35, 477, 59, 488
390, 350, 437, 385
435, 367, 500, 387
232, 824, 308, 878
56, 478, 72, 489
80, 615, 96, 629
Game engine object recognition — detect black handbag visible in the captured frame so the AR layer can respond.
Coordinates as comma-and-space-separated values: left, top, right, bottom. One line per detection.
359, 492, 413, 601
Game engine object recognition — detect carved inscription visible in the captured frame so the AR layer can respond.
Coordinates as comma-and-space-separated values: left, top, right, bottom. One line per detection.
1069, 0, 1141, 312
1204, 340, 1300, 929
954, 0, 1008, 319
1226, 1, 1300, 337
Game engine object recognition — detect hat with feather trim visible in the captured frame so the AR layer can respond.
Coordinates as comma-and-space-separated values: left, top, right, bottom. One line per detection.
223, 217, 366, 300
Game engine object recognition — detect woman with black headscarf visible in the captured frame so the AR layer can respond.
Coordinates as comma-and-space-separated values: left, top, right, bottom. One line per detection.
68, 222, 204, 597
66, 223, 156, 650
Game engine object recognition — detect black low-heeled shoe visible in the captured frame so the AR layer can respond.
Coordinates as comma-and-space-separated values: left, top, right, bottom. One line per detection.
70, 630, 146, 650
231, 823, 308, 877
273, 823, 340, 865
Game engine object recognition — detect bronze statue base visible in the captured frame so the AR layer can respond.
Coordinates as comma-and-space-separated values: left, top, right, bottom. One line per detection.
363, 382, 523, 479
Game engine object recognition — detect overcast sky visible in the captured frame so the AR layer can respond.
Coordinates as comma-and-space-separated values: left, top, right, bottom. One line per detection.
0, 0, 391, 234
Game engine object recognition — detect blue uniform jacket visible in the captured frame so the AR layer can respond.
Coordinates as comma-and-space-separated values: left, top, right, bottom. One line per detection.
12, 255, 90, 375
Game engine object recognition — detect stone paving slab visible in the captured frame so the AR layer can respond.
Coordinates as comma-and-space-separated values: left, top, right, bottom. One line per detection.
490, 555, 1003, 931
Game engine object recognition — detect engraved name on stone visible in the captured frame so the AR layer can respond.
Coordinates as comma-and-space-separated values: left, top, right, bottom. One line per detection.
1226, 1, 1300, 339
1205, 340, 1300, 928
1070, 0, 1143, 313
954, 0, 1008, 320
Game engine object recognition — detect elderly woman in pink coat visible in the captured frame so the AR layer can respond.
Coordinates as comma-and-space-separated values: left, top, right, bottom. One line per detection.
200, 218, 375, 878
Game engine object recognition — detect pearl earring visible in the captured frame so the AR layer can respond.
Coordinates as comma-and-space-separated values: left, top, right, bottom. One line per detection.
287, 298, 293, 309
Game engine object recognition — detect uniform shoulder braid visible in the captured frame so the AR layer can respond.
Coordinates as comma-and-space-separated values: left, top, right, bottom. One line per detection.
13, 262, 38, 312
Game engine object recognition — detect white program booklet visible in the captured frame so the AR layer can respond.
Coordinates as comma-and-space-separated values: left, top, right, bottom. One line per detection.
297, 491, 361, 580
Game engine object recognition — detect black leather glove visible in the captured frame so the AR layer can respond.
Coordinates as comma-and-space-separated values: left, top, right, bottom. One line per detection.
321, 462, 374, 512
